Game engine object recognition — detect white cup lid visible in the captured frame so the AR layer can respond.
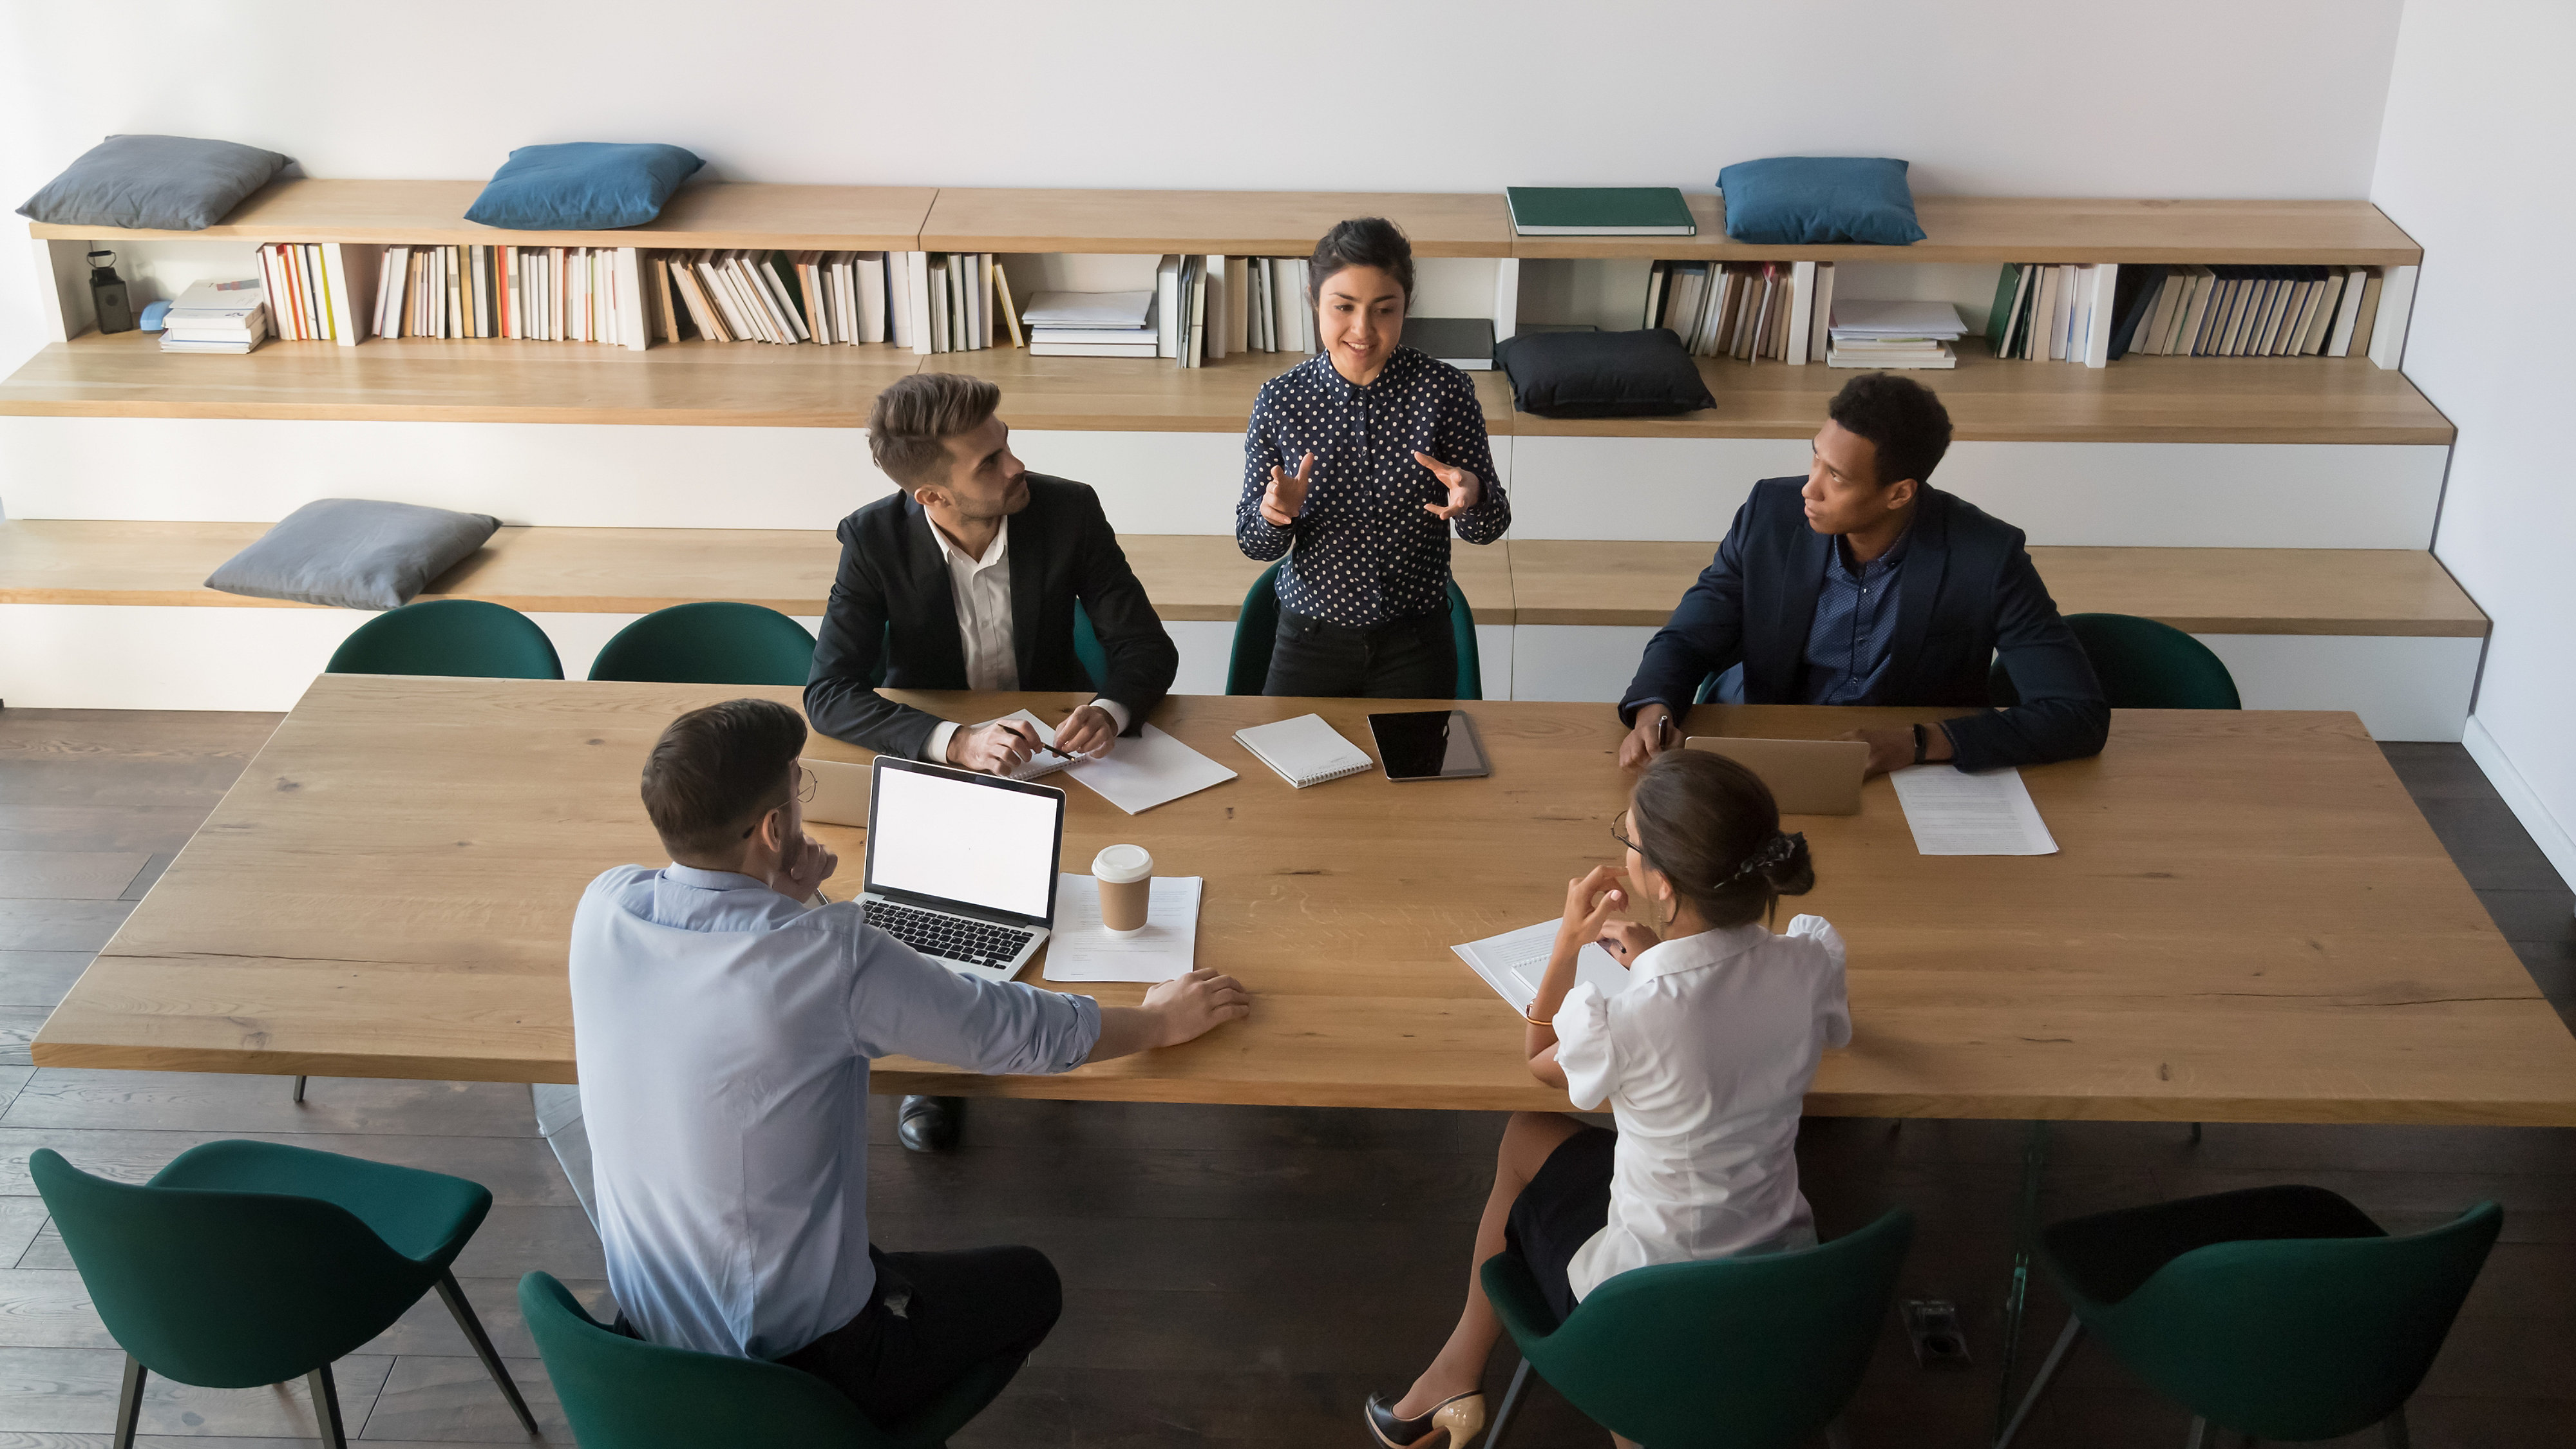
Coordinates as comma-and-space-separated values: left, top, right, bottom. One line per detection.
1092, 844, 1153, 884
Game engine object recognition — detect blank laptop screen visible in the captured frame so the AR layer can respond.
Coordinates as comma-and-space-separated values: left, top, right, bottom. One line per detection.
866, 767, 1059, 920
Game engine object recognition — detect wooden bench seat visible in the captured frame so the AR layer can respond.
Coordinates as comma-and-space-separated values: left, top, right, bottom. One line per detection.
0, 519, 2483, 637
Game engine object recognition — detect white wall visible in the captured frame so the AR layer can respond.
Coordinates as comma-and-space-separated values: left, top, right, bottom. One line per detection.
2, 0, 2404, 374
2372, 0, 2576, 891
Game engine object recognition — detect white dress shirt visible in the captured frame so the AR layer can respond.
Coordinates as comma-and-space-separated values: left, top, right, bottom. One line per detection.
1553, 914, 1851, 1303
920, 515, 1129, 764
569, 863, 1102, 1359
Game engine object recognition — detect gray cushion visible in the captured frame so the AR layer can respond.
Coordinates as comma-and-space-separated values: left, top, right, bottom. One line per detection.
17, 135, 291, 231
205, 500, 499, 611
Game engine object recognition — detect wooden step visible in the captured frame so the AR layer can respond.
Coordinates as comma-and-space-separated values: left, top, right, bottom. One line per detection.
1507, 539, 2487, 636
1, 521, 2482, 638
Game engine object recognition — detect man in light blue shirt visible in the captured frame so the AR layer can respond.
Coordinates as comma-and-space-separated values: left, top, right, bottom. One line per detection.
569, 697, 1249, 1428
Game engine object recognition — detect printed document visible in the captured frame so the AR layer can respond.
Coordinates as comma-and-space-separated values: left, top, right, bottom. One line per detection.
1043, 873, 1202, 983
1890, 765, 2060, 856
1452, 920, 1633, 1015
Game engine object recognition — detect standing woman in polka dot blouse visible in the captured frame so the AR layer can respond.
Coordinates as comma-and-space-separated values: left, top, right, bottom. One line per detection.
1235, 218, 1510, 697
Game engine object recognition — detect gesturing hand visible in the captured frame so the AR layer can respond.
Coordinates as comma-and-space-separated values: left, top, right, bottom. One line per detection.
1556, 864, 1627, 950
1414, 451, 1482, 520
1260, 451, 1316, 528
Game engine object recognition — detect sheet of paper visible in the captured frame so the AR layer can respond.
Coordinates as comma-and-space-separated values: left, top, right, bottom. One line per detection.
1043, 873, 1201, 982
1890, 765, 2060, 856
1062, 724, 1237, 815
1451, 920, 1631, 1014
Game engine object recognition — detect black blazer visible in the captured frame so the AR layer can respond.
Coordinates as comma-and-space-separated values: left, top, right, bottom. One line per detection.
1618, 478, 2108, 772
804, 475, 1180, 760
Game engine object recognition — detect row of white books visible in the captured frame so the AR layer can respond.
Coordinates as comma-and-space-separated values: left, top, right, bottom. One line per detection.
256, 243, 359, 343
1023, 256, 1319, 365
2122, 265, 2381, 359
371, 245, 641, 346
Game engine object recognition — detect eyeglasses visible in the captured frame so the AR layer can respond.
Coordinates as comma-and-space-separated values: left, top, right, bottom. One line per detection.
1610, 809, 1643, 857
741, 766, 819, 838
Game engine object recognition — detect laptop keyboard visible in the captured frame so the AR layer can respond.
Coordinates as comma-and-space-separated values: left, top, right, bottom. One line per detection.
867, 900, 1035, 969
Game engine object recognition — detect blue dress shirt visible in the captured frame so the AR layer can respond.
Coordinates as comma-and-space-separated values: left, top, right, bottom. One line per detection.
1798, 532, 1911, 705
568, 864, 1100, 1361
1235, 346, 1508, 627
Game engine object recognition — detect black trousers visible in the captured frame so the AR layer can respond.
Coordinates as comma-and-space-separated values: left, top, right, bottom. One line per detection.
1264, 607, 1457, 699
779, 1244, 1061, 1429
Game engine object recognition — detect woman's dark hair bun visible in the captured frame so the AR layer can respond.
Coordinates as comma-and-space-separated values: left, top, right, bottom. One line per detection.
1308, 216, 1414, 304
1629, 750, 1817, 928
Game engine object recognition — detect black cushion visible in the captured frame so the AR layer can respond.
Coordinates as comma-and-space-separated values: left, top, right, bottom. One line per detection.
1495, 328, 1716, 419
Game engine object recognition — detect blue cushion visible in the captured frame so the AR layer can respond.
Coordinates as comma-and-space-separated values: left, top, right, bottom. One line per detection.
1715, 157, 1925, 246
464, 143, 703, 231
16, 135, 290, 231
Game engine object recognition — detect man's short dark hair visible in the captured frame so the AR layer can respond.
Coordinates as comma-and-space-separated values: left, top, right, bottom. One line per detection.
640, 699, 807, 859
1826, 372, 1953, 488
867, 372, 1002, 489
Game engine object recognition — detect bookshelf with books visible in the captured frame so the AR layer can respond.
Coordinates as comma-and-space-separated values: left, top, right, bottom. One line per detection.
11, 179, 2438, 443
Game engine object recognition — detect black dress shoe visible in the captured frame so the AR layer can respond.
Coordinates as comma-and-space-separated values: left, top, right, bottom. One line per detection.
897, 1094, 963, 1152
1365, 1390, 1484, 1448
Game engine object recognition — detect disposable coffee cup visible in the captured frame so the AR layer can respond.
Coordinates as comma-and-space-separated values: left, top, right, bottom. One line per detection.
1094, 844, 1153, 935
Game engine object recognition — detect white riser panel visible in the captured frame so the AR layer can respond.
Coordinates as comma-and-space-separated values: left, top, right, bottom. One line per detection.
0, 418, 1508, 540
0, 605, 819, 710
1510, 438, 2448, 547
2197, 633, 2480, 743
0, 418, 896, 529
1510, 624, 2477, 741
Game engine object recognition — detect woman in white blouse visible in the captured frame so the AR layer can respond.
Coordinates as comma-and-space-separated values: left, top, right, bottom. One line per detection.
1365, 750, 1850, 1449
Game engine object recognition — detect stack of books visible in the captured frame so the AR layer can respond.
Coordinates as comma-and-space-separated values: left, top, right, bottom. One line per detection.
1023, 290, 1157, 357
1826, 300, 1966, 369
2114, 265, 2378, 359
1647, 260, 1815, 361
784, 252, 891, 345
158, 278, 269, 354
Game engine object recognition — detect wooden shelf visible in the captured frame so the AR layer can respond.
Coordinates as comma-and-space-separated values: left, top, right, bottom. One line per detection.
5, 521, 2479, 639
927, 346, 1515, 433
1510, 195, 2424, 265
921, 188, 1511, 257
25, 178, 938, 251
0, 328, 923, 426
1510, 346, 2456, 446
1507, 539, 2486, 636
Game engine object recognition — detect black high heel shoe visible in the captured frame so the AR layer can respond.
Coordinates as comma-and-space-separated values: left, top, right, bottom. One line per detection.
1365, 1390, 1485, 1448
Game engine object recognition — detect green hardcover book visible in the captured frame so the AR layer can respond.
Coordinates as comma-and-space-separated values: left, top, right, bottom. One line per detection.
1987, 262, 2023, 354
1506, 186, 1697, 236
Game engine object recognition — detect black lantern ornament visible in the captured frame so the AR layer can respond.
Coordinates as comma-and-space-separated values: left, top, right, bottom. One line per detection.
88, 250, 135, 334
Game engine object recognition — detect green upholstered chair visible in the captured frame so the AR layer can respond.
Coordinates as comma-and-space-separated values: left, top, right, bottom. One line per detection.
30, 1141, 536, 1449
1224, 559, 1482, 699
325, 598, 563, 679
1991, 612, 2241, 710
520, 1271, 1016, 1448
587, 601, 817, 686
1997, 1186, 2501, 1448
1479, 1208, 1913, 1449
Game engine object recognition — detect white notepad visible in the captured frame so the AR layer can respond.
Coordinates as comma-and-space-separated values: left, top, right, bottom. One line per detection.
1452, 920, 1633, 1016
1064, 725, 1236, 815
1234, 714, 1373, 788
1043, 873, 1202, 983
1890, 765, 2060, 856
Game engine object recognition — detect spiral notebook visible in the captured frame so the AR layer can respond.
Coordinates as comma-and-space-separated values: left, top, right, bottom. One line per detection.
1233, 714, 1373, 788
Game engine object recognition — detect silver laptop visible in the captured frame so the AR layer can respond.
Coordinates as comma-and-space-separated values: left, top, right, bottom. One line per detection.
860, 757, 1065, 983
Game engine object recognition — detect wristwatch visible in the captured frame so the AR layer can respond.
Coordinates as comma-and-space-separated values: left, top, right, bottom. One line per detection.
1911, 722, 1929, 765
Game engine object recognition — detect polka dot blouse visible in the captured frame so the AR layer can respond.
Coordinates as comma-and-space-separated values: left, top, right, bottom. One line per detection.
1235, 345, 1509, 627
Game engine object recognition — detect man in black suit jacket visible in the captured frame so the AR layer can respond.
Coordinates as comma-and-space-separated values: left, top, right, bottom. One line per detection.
806, 372, 1179, 774
806, 372, 1180, 1155
1618, 373, 2107, 775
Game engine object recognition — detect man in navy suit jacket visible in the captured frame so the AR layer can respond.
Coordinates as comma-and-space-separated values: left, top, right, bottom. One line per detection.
1618, 374, 2107, 775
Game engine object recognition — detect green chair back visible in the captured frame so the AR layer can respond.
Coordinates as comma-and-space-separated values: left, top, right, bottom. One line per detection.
325, 598, 563, 679
2069, 1198, 2499, 1441
1990, 612, 2240, 710
1072, 600, 1112, 692
588, 601, 817, 686
520, 1272, 1014, 1448
1225, 559, 1482, 699
1481, 1208, 1914, 1449
30, 1143, 479, 1389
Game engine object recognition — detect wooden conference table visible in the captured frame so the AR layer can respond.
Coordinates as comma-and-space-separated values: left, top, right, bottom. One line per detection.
34, 673, 2576, 1128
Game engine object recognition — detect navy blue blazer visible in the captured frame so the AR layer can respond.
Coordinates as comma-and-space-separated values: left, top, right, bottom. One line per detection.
1618, 478, 2108, 772
804, 476, 1179, 761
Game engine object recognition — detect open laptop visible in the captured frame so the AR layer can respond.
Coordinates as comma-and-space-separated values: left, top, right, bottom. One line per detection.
1684, 736, 1870, 815
860, 756, 1066, 982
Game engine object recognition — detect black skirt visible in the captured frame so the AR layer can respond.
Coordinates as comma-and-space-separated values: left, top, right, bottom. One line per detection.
1502, 1124, 1616, 1326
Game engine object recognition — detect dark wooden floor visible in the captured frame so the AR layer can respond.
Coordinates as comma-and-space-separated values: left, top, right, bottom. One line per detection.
1, 713, 2570, 1448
